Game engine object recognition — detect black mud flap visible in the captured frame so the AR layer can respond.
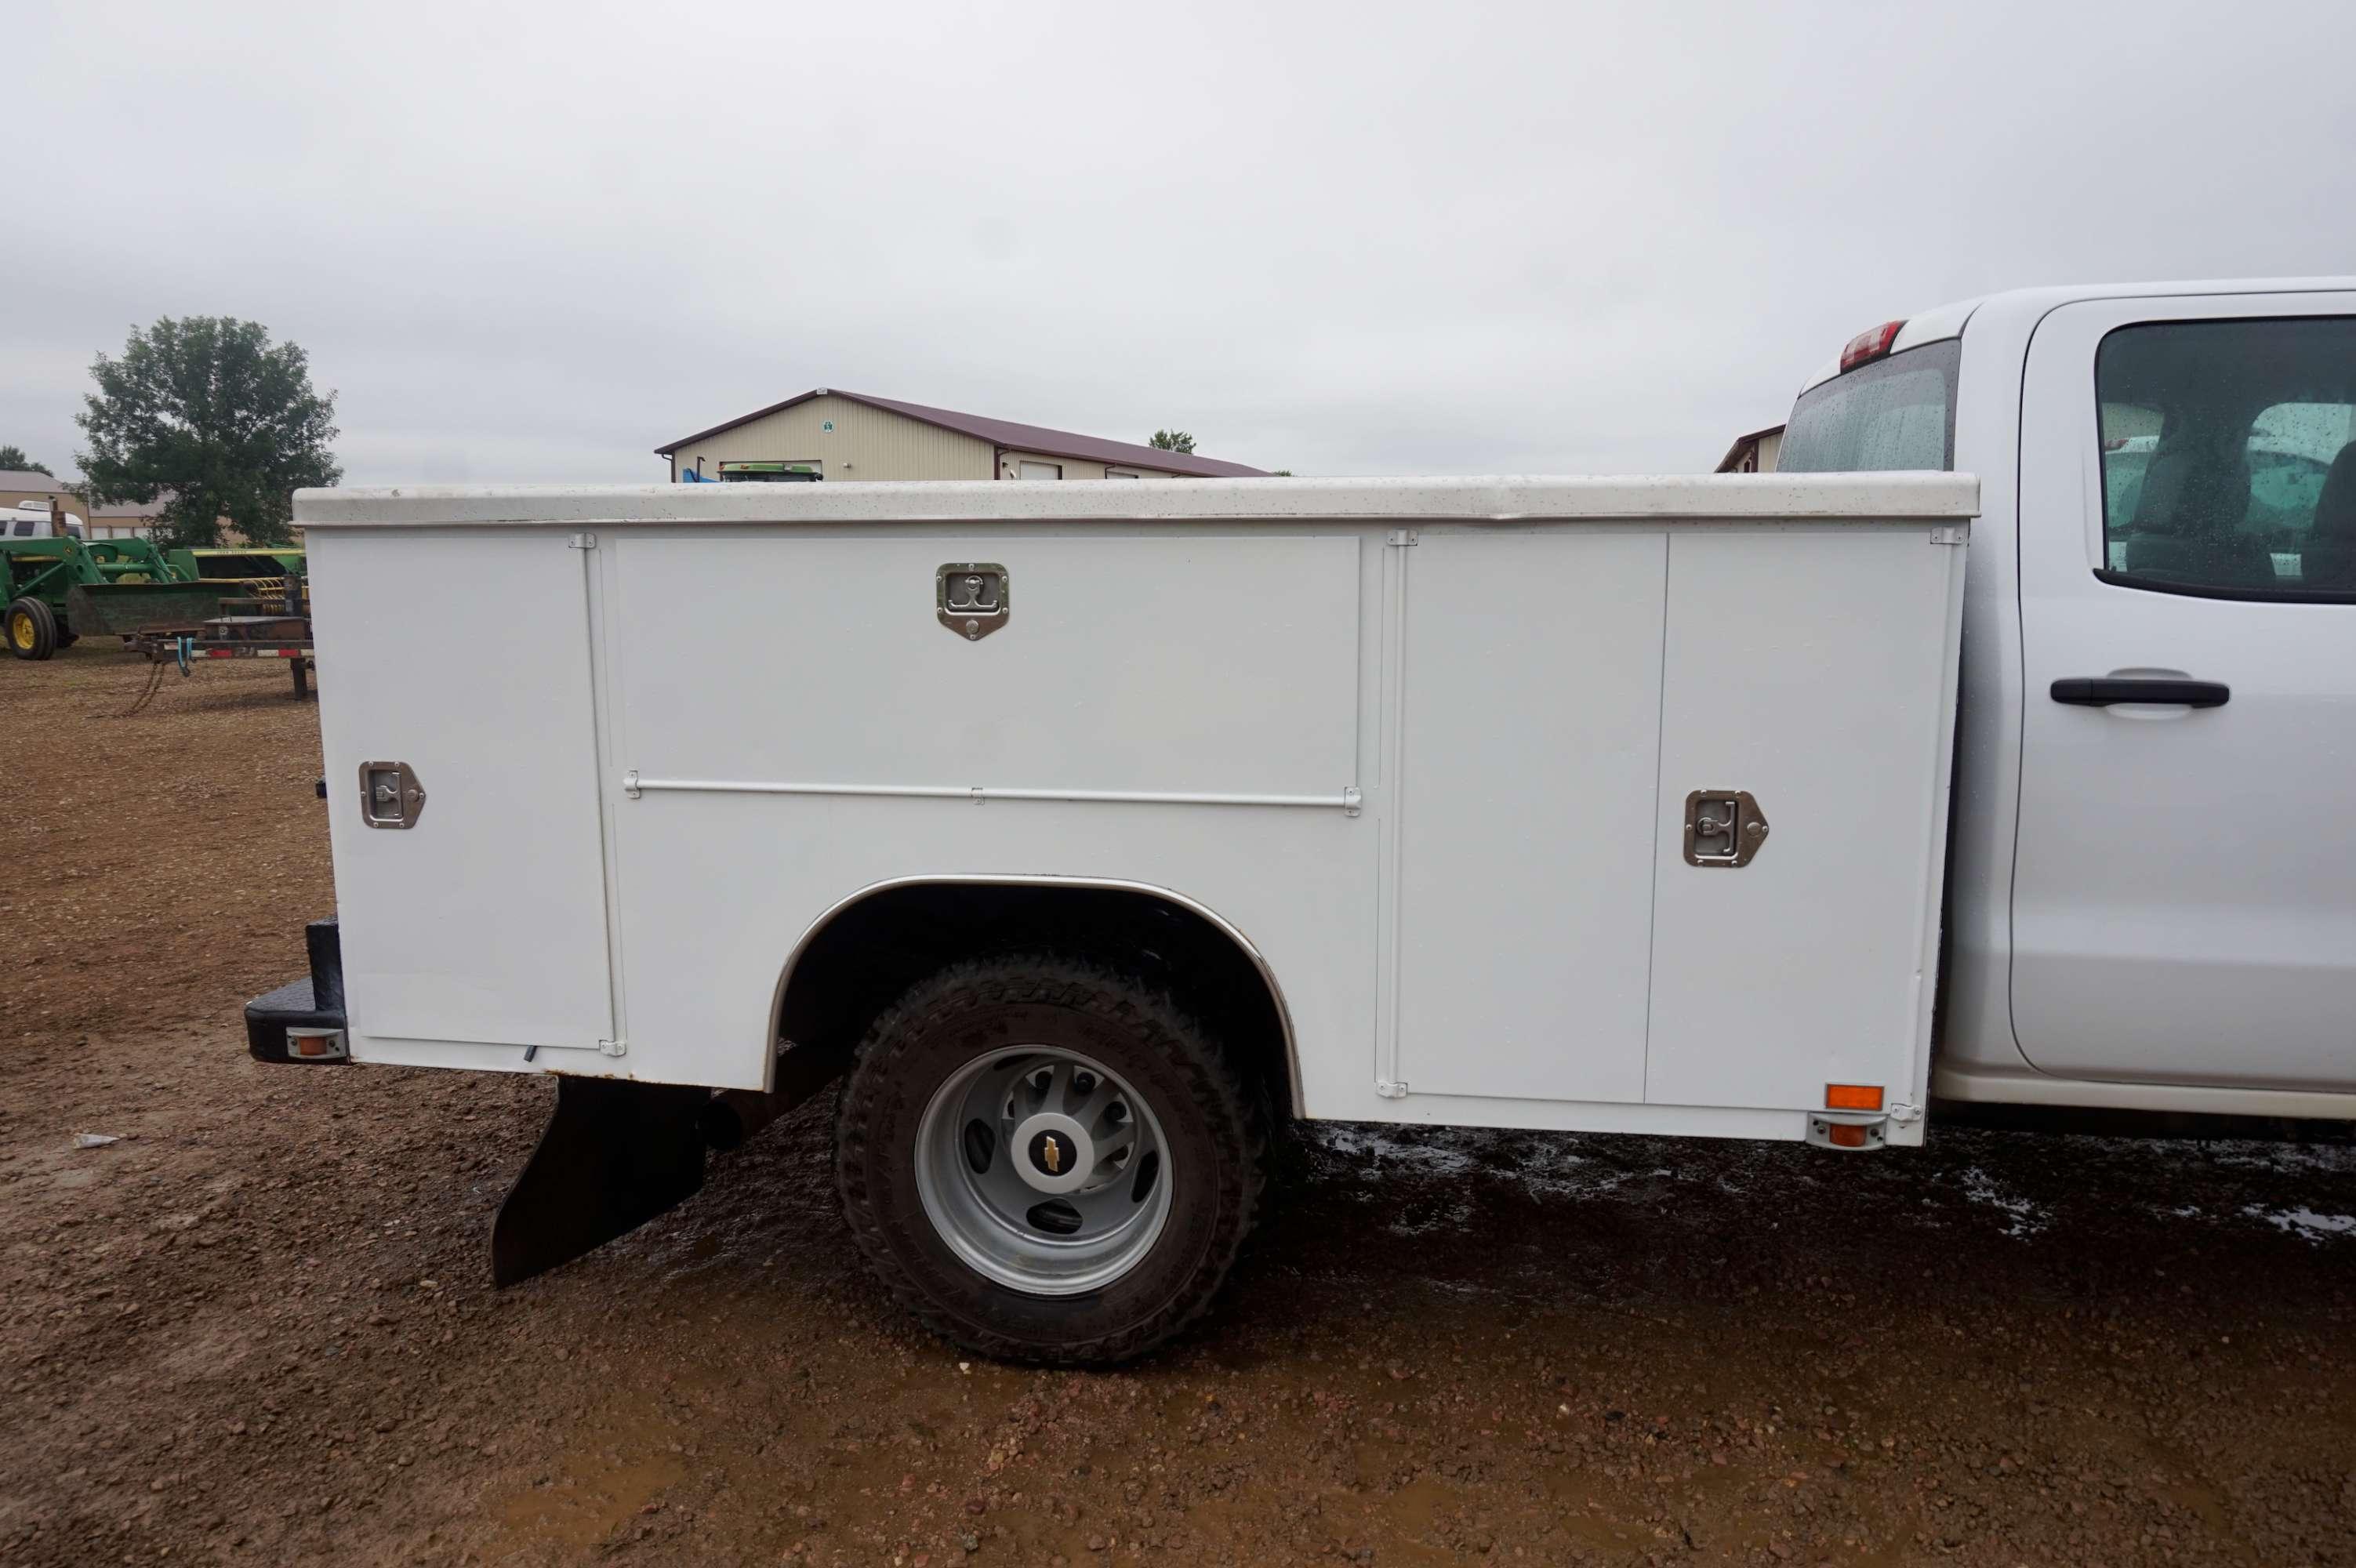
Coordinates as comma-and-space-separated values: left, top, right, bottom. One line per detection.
490, 1076, 710, 1287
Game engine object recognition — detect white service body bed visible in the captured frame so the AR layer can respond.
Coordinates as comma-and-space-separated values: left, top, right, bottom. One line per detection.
299, 474, 1974, 1145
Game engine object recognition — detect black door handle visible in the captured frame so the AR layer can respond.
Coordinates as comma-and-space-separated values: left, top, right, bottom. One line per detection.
2050, 677, 2230, 708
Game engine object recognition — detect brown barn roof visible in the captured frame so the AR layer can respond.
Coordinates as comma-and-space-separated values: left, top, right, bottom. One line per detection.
0, 470, 72, 492
655, 388, 1267, 478
1714, 424, 1785, 474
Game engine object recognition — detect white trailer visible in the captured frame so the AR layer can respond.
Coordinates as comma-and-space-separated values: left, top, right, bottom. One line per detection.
247, 277, 2356, 1363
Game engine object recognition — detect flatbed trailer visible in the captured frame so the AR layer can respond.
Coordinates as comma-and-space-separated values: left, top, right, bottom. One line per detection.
129, 615, 316, 697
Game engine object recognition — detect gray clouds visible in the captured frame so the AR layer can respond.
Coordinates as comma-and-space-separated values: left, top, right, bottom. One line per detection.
8, 0, 2354, 483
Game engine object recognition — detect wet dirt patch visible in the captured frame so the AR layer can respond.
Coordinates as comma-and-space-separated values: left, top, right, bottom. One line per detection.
4, 645, 2354, 1566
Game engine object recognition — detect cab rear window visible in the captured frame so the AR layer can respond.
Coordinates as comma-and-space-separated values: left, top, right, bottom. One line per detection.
1778, 340, 1960, 473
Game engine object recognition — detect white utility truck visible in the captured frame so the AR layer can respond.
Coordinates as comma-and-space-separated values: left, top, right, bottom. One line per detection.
248, 278, 2356, 1363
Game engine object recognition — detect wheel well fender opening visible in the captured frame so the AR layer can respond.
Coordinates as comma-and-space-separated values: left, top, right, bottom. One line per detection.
768, 879, 1300, 1120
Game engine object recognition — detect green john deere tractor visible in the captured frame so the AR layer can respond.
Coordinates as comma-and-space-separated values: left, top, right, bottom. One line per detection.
4, 528, 305, 661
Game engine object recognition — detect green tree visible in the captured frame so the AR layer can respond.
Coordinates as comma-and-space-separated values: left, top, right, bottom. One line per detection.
75, 317, 341, 548
1148, 429, 1196, 455
0, 445, 52, 475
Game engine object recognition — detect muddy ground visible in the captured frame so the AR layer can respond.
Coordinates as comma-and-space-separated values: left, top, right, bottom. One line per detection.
3, 643, 2353, 1567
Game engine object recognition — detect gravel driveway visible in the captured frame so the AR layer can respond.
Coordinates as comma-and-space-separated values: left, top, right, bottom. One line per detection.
5, 647, 2352, 1566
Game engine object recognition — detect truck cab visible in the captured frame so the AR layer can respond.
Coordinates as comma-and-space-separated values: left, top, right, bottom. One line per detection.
1780, 279, 2356, 1119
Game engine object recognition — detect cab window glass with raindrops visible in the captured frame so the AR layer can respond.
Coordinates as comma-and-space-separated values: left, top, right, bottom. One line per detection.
2096, 318, 2356, 599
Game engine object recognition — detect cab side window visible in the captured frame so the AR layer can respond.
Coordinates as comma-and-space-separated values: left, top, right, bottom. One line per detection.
2096, 318, 2356, 599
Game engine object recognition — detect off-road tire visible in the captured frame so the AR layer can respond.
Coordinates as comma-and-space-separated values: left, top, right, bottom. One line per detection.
5, 597, 57, 661
836, 955, 1265, 1366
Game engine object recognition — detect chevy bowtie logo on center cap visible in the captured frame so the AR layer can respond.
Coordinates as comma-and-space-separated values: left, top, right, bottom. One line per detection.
1029, 1129, 1070, 1176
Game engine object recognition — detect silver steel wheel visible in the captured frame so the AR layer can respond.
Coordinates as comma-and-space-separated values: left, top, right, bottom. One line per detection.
912, 1046, 1174, 1296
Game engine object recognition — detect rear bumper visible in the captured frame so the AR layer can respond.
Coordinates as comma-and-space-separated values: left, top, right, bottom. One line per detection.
245, 917, 348, 1064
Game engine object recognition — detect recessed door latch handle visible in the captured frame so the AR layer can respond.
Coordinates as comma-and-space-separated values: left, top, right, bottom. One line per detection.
937, 563, 1009, 641
358, 760, 427, 829
1683, 788, 1768, 867
2050, 677, 2228, 709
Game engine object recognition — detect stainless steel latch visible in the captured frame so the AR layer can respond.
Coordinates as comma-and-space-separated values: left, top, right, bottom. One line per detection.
1683, 788, 1768, 867
937, 563, 1009, 641
358, 760, 427, 829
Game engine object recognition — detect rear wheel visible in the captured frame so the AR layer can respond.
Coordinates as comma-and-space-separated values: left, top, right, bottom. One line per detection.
5, 598, 56, 661
836, 955, 1264, 1365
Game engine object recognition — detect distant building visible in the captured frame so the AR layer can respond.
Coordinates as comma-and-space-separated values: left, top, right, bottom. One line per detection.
85, 494, 167, 540
656, 389, 1267, 484
0, 469, 80, 521
56, 490, 245, 543
1715, 425, 1784, 474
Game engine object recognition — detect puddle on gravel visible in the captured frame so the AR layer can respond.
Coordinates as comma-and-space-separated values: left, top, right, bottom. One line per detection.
487, 1389, 692, 1557
1955, 1163, 2049, 1237
2242, 1203, 2356, 1240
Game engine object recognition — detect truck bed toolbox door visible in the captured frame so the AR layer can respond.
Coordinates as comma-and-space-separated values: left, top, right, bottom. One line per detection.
309, 527, 619, 1066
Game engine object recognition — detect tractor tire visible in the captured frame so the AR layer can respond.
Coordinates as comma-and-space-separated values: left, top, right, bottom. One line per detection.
837, 954, 1265, 1367
5, 597, 57, 661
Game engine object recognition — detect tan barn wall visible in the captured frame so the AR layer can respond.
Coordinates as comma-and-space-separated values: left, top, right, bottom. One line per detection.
1715, 429, 1784, 474
86, 511, 243, 542
996, 448, 1187, 481
670, 396, 993, 483
0, 482, 82, 520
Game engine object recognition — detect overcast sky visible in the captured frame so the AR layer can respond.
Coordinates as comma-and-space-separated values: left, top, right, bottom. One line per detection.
9, 0, 2355, 485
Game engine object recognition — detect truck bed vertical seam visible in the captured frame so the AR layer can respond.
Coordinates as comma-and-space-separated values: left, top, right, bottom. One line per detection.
1638, 532, 1673, 1103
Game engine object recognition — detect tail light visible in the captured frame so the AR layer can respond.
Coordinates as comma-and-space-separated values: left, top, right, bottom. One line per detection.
1839, 321, 1907, 372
